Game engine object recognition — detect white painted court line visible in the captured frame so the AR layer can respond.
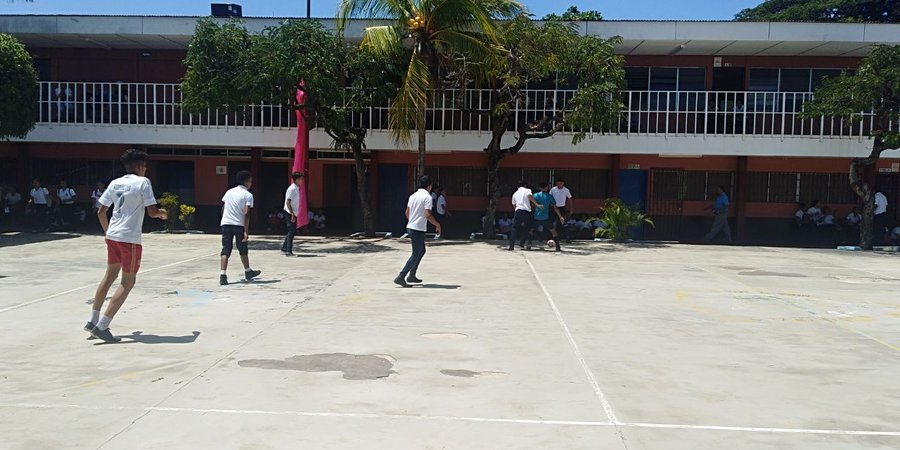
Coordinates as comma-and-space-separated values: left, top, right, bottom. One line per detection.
0, 252, 218, 314
523, 255, 618, 424
3, 403, 900, 437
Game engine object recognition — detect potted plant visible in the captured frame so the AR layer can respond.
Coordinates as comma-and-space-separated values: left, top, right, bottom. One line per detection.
586, 198, 654, 242
179, 204, 196, 230
157, 192, 179, 232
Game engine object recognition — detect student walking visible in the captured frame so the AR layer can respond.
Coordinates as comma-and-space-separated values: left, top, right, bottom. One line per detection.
57, 179, 77, 226
873, 188, 888, 246
435, 187, 451, 236
86, 149, 168, 343
394, 175, 441, 288
281, 172, 303, 256
220, 171, 261, 285
533, 182, 564, 252
509, 180, 542, 251
704, 185, 732, 243
550, 177, 573, 242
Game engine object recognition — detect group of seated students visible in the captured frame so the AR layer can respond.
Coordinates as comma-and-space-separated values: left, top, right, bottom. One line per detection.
266, 208, 326, 233
794, 201, 861, 231
493, 213, 602, 239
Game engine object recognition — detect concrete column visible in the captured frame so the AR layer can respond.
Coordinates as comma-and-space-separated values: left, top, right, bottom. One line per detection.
250, 147, 262, 232
609, 154, 620, 198
735, 156, 748, 240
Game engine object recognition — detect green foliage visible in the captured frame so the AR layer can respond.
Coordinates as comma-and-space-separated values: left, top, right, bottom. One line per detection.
0, 33, 38, 140
801, 45, 900, 150
157, 192, 179, 231
586, 198, 654, 242
338, 0, 525, 145
488, 15, 625, 143
543, 6, 603, 21
735, 0, 899, 23
179, 204, 196, 229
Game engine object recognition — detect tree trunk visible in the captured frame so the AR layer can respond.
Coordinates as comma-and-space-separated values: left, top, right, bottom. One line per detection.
417, 107, 427, 179
483, 149, 504, 239
352, 144, 376, 238
849, 138, 886, 250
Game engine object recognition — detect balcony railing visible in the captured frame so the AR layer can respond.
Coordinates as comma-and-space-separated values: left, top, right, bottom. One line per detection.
36, 81, 892, 140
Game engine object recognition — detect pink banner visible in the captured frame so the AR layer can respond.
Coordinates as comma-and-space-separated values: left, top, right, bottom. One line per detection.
293, 85, 310, 229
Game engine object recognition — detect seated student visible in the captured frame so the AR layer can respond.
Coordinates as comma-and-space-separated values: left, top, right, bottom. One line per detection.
267, 208, 283, 233
821, 206, 837, 229
313, 210, 326, 230
806, 201, 823, 225
845, 207, 862, 228
891, 224, 900, 246
794, 202, 806, 228
498, 214, 514, 234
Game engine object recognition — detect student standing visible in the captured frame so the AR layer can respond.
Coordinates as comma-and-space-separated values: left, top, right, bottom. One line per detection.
873, 189, 888, 246
394, 176, 441, 288
220, 171, 261, 285
550, 178, 573, 242
435, 187, 451, 235
533, 182, 563, 251
57, 179, 77, 226
29, 178, 51, 232
281, 172, 303, 256
87, 149, 168, 343
703, 185, 732, 243
509, 181, 542, 251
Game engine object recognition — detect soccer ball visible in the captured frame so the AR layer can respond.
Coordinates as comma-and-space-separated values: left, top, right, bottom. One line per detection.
547, 239, 556, 248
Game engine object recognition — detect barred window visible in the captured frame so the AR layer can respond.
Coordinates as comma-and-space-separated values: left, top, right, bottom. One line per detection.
433, 167, 487, 197
684, 171, 734, 201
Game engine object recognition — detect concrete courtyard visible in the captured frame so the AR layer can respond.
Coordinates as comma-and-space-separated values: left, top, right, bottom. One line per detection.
0, 233, 898, 449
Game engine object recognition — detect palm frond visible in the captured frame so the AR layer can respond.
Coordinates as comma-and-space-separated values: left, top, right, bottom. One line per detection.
389, 52, 430, 144
360, 25, 404, 58
337, 0, 413, 32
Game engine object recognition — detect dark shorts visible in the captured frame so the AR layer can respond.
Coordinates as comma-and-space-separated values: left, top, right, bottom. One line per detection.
221, 225, 248, 257
533, 219, 552, 232
106, 239, 143, 273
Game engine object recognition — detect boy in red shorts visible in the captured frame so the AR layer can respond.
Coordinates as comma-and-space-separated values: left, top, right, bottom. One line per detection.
86, 149, 168, 343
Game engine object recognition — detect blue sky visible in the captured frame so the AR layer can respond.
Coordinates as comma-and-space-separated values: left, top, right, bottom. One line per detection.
1, 0, 762, 20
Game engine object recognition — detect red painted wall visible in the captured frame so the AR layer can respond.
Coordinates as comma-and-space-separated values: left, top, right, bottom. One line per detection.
30, 48, 187, 83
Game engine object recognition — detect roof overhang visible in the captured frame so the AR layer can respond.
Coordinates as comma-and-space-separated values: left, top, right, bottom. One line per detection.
1, 15, 898, 57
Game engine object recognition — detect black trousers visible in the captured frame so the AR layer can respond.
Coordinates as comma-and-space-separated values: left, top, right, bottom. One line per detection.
221, 225, 248, 257
873, 213, 887, 246
509, 209, 533, 248
282, 219, 297, 253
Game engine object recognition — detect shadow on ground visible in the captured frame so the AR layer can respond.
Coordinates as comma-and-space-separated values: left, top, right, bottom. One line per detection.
0, 232, 83, 248
249, 237, 398, 254
126, 331, 201, 344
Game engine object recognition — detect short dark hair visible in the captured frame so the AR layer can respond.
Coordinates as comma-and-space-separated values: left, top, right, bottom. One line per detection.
120, 149, 148, 173
417, 175, 433, 190
539, 181, 549, 189
236, 171, 252, 185
291, 172, 303, 181
555, 177, 565, 183
518, 180, 528, 188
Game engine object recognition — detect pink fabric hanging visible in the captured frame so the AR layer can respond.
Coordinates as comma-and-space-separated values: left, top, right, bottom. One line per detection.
292, 84, 310, 229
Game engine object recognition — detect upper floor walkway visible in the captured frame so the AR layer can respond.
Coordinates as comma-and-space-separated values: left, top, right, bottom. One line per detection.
21, 81, 894, 159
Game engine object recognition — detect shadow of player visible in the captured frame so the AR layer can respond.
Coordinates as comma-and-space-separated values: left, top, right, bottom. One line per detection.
126, 330, 201, 344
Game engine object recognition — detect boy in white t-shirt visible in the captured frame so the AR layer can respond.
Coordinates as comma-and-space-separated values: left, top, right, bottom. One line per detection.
219, 171, 261, 285
87, 149, 168, 343
394, 175, 441, 287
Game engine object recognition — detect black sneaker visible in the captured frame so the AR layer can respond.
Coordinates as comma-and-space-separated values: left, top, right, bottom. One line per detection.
245, 270, 262, 281
406, 276, 423, 284
84, 321, 95, 332
90, 327, 121, 343
507, 246, 514, 251
220, 274, 228, 286
393, 276, 410, 288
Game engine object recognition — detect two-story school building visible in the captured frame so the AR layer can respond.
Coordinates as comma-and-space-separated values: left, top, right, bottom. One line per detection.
1, 15, 899, 240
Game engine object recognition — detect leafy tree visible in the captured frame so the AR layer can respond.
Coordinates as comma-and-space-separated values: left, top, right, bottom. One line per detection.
543, 6, 603, 21
182, 19, 395, 237
474, 15, 624, 238
338, 0, 524, 178
735, 0, 899, 22
801, 45, 900, 249
0, 33, 38, 140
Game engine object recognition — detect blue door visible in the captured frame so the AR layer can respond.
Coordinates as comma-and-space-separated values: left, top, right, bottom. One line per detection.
377, 165, 409, 235
619, 169, 648, 240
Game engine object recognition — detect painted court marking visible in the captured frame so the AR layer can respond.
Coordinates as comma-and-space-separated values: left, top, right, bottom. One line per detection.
523, 255, 617, 424
2, 403, 899, 437
0, 252, 218, 314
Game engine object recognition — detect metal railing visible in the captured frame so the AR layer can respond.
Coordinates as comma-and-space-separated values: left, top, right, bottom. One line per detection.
37, 81, 892, 139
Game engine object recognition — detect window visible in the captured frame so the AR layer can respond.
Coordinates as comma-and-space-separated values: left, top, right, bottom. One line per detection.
553, 169, 609, 198
434, 167, 487, 197
811, 69, 842, 90
747, 172, 799, 203
649, 68, 677, 91
780, 69, 811, 92
685, 171, 734, 201
625, 67, 649, 90
749, 69, 779, 92
678, 68, 706, 91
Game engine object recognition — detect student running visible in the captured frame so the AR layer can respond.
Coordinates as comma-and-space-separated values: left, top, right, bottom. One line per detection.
220, 171, 261, 285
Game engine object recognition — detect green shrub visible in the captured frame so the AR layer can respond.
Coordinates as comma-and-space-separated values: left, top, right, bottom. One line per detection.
586, 198, 654, 241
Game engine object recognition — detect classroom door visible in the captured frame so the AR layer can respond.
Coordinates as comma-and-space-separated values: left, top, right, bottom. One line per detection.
647, 168, 685, 241
377, 164, 409, 235
619, 169, 648, 240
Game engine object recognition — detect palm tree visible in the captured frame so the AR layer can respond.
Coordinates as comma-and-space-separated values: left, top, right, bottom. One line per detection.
338, 0, 523, 178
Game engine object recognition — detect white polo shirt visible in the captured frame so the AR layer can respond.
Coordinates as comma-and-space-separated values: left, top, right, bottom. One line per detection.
874, 192, 888, 215
512, 187, 533, 212
550, 186, 572, 208
221, 185, 254, 227
436, 195, 447, 215
99, 174, 157, 245
406, 188, 433, 232
31, 187, 49, 205
58, 187, 76, 204
283, 183, 300, 216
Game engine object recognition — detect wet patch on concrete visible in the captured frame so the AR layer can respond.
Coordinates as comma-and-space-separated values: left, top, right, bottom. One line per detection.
238, 353, 395, 380
440, 369, 506, 378
721, 266, 756, 271
737, 270, 807, 278
421, 332, 468, 340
